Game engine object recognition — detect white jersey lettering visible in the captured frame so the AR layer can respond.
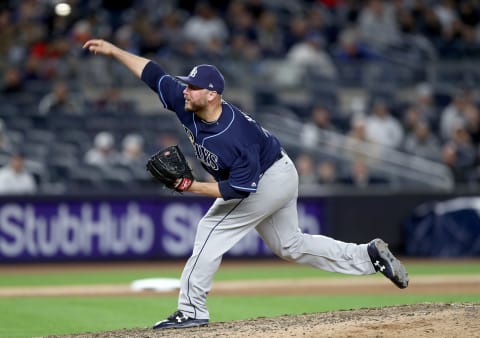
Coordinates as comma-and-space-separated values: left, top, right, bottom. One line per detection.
194, 143, 219, 171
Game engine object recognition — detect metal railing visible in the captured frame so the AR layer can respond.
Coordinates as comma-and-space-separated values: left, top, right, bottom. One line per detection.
258, 112, 454, 191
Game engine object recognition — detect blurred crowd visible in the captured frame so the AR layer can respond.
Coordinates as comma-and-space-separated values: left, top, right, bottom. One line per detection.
295, 84, 480, 187
0, 0, 480, 194
2, 0, 480, 74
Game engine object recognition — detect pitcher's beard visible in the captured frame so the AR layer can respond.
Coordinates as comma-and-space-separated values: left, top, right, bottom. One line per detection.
185, 100, 203, 112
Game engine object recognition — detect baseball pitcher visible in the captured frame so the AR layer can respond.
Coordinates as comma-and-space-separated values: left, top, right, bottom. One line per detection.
83, 39, 409, 330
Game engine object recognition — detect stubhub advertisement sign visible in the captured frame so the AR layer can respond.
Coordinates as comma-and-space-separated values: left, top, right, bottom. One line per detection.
0, 197, 324, 262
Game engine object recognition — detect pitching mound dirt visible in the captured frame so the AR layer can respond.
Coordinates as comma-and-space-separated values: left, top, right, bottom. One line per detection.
48, 302, 479, 338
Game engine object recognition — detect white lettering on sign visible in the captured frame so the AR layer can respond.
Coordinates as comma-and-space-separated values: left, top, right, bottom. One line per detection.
0, 203, 154, 257
162, 203, 204, 257
0, 202, 322, 259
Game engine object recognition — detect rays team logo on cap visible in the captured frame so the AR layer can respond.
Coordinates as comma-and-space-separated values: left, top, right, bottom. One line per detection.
189, 67, 198, 78
176, 64, 225, 94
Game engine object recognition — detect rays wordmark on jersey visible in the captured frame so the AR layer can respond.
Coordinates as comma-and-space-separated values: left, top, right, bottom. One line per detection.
183, 126, 219, 171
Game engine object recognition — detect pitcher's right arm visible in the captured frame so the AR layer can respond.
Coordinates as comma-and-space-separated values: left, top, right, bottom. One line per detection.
83, 39, 150, 79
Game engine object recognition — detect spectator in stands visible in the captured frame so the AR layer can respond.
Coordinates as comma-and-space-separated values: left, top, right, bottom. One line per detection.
402, 105, 423, 135
412, 83, 437, 129
182, 2, 229, 52
341, 158, 388, 188
316, 159, 338, 185
0, 7, 14, 58
448, 122, 477, 170
463, 103, 480, 145
295, 153, 317, 185
364, 100, 404, 148
38, 81, 84, 115
138, 10, 182, 55
333, 27, 381, 62
0, 150, 37, 194
23, 55, 45, 82
91, 86, 132, 113
227, 33, 261, 62
441, 143, 468, 183
440, 89, 469, 141
403, 120, 442, 162
0, 119, 12, 153
113, 25, 139, 56
256, 10, 284, 57
244, 0, 265, 20
434, 0, 458, 33
84, 131, 120, 167
301, 104, 339, 147
283, 15, 309, 51
347, 116, 368, 143
396, 6, 416, 35
345, 115, 385, 160
101, 0, 134, 30
458, 1, 480, 28
227, 0, 257, 40
419, 7, 444, 44
357, 0, 401, 48
286, 32, 337, 80
0, 68, 24, 94
119, 133, 147, 166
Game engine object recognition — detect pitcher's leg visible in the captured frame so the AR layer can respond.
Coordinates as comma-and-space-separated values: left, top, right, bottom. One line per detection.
256, 204, 375, 275
177, 198, 259, 319
178, 251, 221, 320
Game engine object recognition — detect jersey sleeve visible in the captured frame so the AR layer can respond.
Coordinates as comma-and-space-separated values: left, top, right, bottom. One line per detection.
141, 61, 185, 111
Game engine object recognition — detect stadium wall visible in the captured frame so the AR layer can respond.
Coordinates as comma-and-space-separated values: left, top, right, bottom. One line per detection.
0, 191, 476, 262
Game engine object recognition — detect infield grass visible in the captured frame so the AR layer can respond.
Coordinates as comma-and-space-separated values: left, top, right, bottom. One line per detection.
0, 260, 479, 338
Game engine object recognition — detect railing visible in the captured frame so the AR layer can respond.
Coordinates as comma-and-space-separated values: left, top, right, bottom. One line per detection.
258, 112, 454, 191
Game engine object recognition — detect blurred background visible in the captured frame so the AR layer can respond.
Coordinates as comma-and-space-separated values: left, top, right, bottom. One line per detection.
0, 0, 479, 259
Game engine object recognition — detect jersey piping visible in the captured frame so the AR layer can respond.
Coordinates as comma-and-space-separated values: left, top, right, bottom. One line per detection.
157, 75, 170, 108
200, 103, 235, 146
185, 198, 244, 318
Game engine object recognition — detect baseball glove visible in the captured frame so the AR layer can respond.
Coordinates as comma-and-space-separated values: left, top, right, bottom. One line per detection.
146, 145, 194, 192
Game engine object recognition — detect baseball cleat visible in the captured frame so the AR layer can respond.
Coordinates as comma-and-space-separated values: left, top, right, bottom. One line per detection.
152, 310, 209, 329
367, 238, 409, 289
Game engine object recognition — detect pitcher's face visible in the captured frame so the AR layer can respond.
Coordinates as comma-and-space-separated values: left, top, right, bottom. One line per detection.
183, 84, 210, 112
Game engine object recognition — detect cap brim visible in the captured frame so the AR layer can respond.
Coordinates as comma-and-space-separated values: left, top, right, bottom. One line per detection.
175, 76, 204, 89
175, 76, 190, 84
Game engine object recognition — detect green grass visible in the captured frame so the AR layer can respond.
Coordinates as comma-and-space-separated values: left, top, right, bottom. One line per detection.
0, 296, 175, 338
1, 260, 480, 287
0, 260, 479, 337
1, 294, 480, 338
0, 269, 181, 287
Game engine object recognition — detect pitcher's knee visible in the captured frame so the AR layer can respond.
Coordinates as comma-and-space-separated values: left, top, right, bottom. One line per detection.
279, 235, 304, 261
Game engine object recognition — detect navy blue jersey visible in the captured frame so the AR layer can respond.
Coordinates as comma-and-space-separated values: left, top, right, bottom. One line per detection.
141, 62, 282, 198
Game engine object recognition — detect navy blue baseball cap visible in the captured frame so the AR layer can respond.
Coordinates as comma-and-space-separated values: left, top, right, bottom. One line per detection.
176, 64, 225, 94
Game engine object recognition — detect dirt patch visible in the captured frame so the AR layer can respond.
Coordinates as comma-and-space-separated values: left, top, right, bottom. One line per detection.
46, 303, 480, 338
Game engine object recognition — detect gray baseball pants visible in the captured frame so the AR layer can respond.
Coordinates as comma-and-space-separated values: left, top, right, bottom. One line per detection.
177, 153, 376, 319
